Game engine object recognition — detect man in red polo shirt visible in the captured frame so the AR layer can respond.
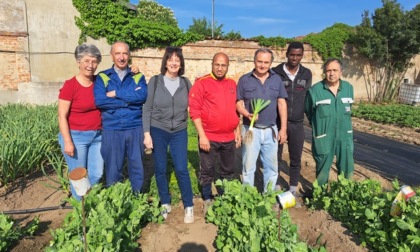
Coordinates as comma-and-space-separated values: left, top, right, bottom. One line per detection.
189, 52, 241, 214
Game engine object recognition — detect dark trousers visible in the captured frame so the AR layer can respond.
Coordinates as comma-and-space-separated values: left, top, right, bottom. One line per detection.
278, 121, 305, 187
101, 126, 144, 193
199, 140, 236, 200
151, 127, 193, 208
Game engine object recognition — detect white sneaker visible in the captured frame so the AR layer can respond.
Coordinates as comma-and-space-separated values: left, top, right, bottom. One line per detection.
184, 206, 194, 224
161, 204, 172, 219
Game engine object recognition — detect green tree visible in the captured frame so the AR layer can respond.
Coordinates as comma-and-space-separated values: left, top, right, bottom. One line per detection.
223, 30, 242, 40
350, 0, 420, 102
187, 17, 223, 38
138, 0, 178, 27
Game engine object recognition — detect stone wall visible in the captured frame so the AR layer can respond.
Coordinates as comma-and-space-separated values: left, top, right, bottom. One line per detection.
132, 40, 323, 82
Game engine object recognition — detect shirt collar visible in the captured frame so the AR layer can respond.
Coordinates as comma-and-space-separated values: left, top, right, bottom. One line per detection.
113, 66, 129, 81
283, 64, 299, 81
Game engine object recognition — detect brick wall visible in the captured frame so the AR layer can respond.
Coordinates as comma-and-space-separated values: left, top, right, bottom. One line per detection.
0, 32, 30, 90
131, 40, 324, 84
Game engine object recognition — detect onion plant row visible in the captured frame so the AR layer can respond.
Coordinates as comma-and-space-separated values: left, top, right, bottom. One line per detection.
0, 104, 61, 186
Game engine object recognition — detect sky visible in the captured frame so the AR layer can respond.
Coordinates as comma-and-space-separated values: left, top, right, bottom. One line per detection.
130, 0, 417, 38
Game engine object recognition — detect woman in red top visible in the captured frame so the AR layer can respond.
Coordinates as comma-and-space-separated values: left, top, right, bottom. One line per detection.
58, 44, 103, 200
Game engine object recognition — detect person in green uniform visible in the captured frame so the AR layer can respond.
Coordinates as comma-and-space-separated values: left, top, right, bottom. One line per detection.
304, 58, 354, 186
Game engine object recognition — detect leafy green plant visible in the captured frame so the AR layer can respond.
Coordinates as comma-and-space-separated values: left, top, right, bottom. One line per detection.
137, 0, 178, 27
72, 0, 202, 49
250, 23, 353, 59
46, 181, 161, 251
309, 176, 420, 251
353, 102, 420, 128
252, 35, 288, 49
0, 104, 59, 185
207, 180, 325, 252
0, 213, 39, 252
187, 17, 224, 38
302, 23, 354, 60
224, 30, 242, 40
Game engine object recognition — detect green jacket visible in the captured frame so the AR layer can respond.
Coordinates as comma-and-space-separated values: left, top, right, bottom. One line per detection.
304, 79, 354, 155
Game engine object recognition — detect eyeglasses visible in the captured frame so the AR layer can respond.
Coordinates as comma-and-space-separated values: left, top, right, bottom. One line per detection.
213, 64, 228, 69
80, 60, 99, 66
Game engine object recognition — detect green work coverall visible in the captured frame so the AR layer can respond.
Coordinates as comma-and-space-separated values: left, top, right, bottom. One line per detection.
304, 79, 354, 186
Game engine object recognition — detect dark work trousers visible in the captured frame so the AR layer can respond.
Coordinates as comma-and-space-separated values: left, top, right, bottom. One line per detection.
101, 126, 144, 194
278, 121, 305, 187
199, 140, 236, 200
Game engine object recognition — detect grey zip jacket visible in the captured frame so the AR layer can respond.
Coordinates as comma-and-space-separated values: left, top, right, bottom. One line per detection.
143, 74, 192, 133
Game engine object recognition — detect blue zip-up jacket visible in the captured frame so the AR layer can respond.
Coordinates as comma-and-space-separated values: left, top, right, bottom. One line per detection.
94, 66, 148, 130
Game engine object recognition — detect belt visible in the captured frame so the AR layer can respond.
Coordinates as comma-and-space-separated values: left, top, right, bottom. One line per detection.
253, 125, 274, 129
252, 125, 277, 140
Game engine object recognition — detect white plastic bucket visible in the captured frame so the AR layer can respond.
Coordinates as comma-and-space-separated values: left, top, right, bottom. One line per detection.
276, 191, 296, 209
69, 167, 91, 197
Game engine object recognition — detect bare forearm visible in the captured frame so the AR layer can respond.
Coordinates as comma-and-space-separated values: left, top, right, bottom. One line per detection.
236, 100, 253, 121
278, 99, 287, 130
58, 116, 72, 142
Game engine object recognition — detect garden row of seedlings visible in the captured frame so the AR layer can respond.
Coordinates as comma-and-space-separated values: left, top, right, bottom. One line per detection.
309, 176, 419, 252
45, 179, 326, 251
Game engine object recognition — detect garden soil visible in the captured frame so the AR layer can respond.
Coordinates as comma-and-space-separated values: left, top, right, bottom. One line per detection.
1, 117, 419, 252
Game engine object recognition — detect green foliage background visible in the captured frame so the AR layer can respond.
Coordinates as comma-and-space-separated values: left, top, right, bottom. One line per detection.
72, 0, 203, 49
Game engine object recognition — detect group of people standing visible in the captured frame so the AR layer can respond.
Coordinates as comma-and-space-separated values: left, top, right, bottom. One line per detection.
58, 40, 355, 224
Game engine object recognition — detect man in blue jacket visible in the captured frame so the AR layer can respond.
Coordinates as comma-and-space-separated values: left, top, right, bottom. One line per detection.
94, 41, 148, 193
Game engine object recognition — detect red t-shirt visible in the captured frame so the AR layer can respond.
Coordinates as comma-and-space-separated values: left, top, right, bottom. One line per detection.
58, 76, 101, 130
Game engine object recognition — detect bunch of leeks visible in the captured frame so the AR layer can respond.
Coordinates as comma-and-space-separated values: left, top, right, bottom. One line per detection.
243, 98, 271, 144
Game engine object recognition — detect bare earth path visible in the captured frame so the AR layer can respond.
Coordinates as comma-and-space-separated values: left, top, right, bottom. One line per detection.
1, 117, 419, 251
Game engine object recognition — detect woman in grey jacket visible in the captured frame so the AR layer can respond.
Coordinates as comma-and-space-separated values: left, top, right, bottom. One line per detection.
143, 47, 194, 224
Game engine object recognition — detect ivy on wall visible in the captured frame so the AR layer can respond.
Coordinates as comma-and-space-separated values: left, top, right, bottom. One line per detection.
72, 0, 353, 60
72, 0, 203, 49
302, 23, 354, 60
251, 23, 354, 60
